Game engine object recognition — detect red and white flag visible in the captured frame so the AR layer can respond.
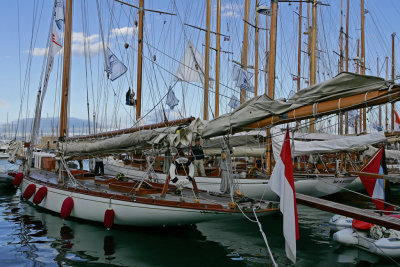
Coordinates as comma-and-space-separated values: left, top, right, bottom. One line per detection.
359, 147, 393, 212
269, 129, 300, 263
394, 110, 400, 130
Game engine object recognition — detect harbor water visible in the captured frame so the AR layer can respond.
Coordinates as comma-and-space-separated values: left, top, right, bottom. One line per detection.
0, 159, 398, 266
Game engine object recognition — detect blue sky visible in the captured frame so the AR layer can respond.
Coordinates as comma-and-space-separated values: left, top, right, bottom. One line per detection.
1, 0, 400, 134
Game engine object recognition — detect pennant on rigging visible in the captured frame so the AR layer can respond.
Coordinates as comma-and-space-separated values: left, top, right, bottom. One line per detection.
54, 0, 64, 30
166, 87, 179, 110
31, 26, 63, 150
269, 129, 300, 264
175, 41, 213, 87
232, 65, 255, 93
42, 26, 62, 95
228, 95, 240, 109
105, 48, 128, 81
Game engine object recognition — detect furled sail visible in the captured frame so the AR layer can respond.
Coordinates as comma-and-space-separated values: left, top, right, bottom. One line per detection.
201, 73, 391, 138
271, 128, 386, 160
364, 145, 400, 160
175, 41, 213, 87
60, 119, 205, 157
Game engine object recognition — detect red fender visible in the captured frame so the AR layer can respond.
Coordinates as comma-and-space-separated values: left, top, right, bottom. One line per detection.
22, 184, 36, 200
33, 186, 48, 205
13, 172, 24, 187
352, 219, 374, 230
60, 197, 74, 219
104, 208, 115, 229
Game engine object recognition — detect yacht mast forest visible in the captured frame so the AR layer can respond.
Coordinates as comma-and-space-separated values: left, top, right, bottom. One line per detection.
8, 0, 400, 231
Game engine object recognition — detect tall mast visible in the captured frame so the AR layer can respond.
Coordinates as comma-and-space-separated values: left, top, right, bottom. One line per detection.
264, 9, 269, 94
378, 57, 382, 128
240, 0, 250, 103
297, 1, 302, 92
392, 33, 396, 131
361, 0, 366, 133
338, 0, 344, 135
339, 0, 344, 72
59, 0, 73, 138
309, 0, 317, 133
136, 0, 144, 120
204, 0, 211, 120
215, 0, 221, 117
266, 0, 278, 175
307, 1, 310, 56
344, 0, 349, 134
254, 0, 259, 96
267, 0, 277, 99
386, 56, 389, 130
356, 38, 362, 134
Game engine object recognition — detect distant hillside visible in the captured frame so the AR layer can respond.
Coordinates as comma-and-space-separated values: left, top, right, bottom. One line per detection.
0, 117, 93, 137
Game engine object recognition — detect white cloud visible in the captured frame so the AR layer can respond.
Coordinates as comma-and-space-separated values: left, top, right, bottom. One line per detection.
72, 32, 99, 43
31, 47, 49, 56
110, 26, 138, 37
31, 32, 105, 57
71, 41, 106, 56
220, 3, 242, 18
0, 98, 10, 110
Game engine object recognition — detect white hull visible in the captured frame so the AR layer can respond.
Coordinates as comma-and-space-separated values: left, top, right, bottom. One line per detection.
104, 160, 355, 200
345, 177, 365, 192
0, 152, 8, 159
21, 176, 276, 227
333, 228, 400, 257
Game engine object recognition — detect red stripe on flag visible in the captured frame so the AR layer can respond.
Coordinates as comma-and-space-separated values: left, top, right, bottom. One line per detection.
394, 110, 400, 124
360, 148, 394, 212
281, 130, 300, 240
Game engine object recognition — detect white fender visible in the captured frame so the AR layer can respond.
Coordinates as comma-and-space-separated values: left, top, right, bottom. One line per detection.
370, 238, 400, 257
169, 158, 195, 186
329, 215, 353, 231
333, 228, 367, 246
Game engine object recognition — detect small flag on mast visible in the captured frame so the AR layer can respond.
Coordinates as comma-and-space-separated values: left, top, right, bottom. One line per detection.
166, 87, 179, 110
269, 129, 300, 263
105, 48, 128, 81
54, 0, 64, 30
228, 95, 240, 109
232, 65, 255, 93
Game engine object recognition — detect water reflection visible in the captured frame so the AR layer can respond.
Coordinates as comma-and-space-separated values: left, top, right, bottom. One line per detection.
0, 190, 246, 266
0, 177, 399, 266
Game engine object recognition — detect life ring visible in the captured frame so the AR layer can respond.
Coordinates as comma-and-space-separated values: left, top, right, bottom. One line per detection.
169, 157, 195, 186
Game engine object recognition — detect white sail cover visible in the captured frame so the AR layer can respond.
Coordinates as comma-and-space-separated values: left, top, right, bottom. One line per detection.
364, 145, 400, 160
271, 128, 387, 160
60, 119, 205, 157
175, 41, 213, 87
201, 73, 390, 138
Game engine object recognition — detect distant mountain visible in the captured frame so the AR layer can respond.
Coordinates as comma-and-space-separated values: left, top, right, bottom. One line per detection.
0, 117, 93, 137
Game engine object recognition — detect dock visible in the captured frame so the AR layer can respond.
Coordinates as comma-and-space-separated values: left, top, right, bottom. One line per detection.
296, 193, 400, 231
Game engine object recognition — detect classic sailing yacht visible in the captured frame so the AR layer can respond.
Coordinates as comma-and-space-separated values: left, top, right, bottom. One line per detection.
17, 0, 279, 228
100, 0, 392, 200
